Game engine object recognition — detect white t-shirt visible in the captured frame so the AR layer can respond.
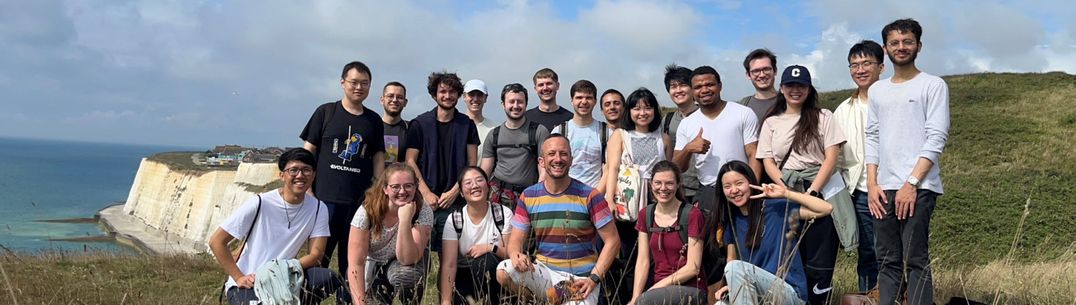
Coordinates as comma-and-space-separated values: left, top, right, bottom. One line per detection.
350, 203, 435, 263
475, 118, 498, 160
441, 203, 514, 267
552, 120, 610, 188
219, 190, 330, 290
674, 102, 759, 185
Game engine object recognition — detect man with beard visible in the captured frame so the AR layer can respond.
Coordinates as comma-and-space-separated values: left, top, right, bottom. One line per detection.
464, 79, 498, 160
599, 89, 625, 130
496, 134, 621, 305
660, 65, 701, 203
737, 49, 779, 122
381, 81, 410, 164
481, 83, 550, 209
300, 61, 385, 285
866, 18, 949, 305
405, 72, 481, 254
525, 68, 573, 130
672, 66, 760, 304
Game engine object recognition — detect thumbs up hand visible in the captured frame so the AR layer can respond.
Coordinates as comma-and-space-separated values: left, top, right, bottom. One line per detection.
685, 129, 711, 154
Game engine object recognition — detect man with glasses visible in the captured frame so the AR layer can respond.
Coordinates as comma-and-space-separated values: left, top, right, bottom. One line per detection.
481, 83, 550, 209
737, 49, 779, 122
381, 81, 410, 164
525, 68, 574, 130
300, 61, 386, 283
834, 40, 885, 293
464, 79, 498, 160
866, 18, 950, 305
209, 148, 347, 304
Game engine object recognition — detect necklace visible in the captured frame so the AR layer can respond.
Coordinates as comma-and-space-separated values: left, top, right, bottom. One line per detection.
280, 190, 303, 229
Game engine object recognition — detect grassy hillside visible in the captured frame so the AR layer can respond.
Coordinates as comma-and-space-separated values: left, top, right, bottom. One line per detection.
819, 72, 1076, 265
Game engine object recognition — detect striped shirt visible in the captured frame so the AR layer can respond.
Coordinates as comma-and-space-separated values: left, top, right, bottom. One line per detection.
512, 179, 613, 275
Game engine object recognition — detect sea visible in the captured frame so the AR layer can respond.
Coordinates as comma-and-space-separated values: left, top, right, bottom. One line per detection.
0, 137, 194, 253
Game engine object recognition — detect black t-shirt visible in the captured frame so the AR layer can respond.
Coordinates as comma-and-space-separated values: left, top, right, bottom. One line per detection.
383, 120, 409, 164
404, 116, 480, 194
524, 106, 573, 131
299, 101, 385, 204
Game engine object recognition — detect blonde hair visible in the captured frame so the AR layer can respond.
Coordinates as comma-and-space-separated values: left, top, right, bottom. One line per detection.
362, 163, 423, 239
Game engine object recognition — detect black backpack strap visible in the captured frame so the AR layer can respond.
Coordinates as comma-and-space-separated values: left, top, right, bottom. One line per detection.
677, 201, 692, 246
557, 122, 569, 137
662, 112, 675, 135
451, 205, 464, 236
490, 126, 502, 163
644, 203, 659, 233
526, 121, 540, 158
492, 203, 506, 233
600, 122, 608, 164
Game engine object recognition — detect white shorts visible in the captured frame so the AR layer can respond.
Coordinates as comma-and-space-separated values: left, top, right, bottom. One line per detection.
496, 259, 602, 305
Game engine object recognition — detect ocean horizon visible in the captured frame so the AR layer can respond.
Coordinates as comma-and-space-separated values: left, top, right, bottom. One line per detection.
0, 137, 197, 253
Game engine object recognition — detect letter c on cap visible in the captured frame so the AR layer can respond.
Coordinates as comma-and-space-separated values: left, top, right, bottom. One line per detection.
792, 68, 801, 77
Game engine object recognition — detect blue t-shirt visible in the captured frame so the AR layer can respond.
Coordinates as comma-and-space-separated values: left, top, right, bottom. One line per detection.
723, 199, 807, 301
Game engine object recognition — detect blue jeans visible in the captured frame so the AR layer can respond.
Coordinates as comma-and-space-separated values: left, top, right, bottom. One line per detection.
852, 190, 879, 291
226, 267, 347, 305
720, 260, 804, 305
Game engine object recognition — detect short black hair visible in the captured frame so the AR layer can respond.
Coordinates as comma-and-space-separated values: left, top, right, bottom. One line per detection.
742, 49, 777, 73
341, 61, 371, 80
383, 81, 406, 96
882, 18, 923, 43
500, 83, 529, 102
690, 66, 722, 84
622, 87, 663, 132
569, 79, 597, 98
663, 64, 692, 92
599, 89, 623, 109
427, 72, 463, 99
848, 40, 884, 63
278, 148, 316, 171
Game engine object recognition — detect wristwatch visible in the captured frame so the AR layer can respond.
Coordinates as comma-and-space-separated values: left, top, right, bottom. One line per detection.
491, 244, 498, 253
808, 190, 823, 199
907, 176, 921, 188
588, 273, 602, 283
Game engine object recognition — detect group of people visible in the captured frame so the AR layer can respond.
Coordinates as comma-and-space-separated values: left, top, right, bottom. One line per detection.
208, 18, 949, 305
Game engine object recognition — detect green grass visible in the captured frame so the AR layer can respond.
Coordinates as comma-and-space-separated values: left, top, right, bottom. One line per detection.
147, 151, 227, 173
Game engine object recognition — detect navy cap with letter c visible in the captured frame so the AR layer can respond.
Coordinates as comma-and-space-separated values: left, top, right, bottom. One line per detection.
780, 65, 812, 87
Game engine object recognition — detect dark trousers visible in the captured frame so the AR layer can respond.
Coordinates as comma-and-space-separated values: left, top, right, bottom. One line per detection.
799, 215, 839, 305
695, 184, 727, 285
874, 189, 937, 305
602, 220, 638, 305
636, 285, 708, 305
451, 252, 503, 305
226, 267, 347, 305
321, 203, 359, 277
852, 190, 880, 291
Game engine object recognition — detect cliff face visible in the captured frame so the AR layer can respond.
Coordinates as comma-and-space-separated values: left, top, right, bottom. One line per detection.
123, 158, 279, 251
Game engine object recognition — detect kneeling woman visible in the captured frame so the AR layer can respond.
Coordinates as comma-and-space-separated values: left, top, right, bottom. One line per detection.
628, 161, 708, 305
347, 163, 435, 305
715, 161, 832, 305
439, 166, 513, 305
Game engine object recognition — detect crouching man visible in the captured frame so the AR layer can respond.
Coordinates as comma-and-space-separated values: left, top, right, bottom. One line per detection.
209, 148, 346, 304
496, 135, 621, 305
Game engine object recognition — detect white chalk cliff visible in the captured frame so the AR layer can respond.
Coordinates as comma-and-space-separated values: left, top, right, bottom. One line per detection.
122, 158, 279, 252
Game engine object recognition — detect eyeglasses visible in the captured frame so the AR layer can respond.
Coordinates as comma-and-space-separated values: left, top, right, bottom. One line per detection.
387, 183, 416, 192
345, 80, 371, 88
749, 67, 774, 76
848, 61, 879, 70
283, 167, 314, 177
384, 94, 406, 101
886, 39, 918, 47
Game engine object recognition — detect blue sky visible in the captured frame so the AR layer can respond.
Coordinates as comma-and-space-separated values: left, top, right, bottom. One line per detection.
2, 0, 1074, 148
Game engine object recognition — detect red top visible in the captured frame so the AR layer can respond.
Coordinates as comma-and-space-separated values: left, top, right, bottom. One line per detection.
635, 204, 706, 290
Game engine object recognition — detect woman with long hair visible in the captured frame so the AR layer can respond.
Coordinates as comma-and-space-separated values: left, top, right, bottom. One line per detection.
627, 161, 708, 305
438, 166, 513, 305
714, 160, 832, 305
603, 87, 674, 304
346, 163, 435, 305
757, 65, 850, 305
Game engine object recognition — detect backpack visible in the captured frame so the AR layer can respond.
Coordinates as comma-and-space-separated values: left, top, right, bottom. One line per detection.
490, 121, 542, 161
556, 121, 609, 163
644, 201, 694, 257
450, 203, 506, 237
661, 112, 676, 136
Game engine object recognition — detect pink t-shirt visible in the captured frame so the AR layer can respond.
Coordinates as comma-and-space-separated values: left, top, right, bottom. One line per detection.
635, 204, 706, 290
757, 109, 846, 171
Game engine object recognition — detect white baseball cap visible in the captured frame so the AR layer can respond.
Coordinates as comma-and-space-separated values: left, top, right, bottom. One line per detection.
463, 79, 487, 95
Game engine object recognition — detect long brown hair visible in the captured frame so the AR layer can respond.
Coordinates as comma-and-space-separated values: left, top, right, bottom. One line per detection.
362, 163, 423, 239
762, 86, 823, 154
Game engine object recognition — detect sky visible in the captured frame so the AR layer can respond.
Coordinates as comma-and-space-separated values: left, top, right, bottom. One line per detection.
2, 0, 1074, 148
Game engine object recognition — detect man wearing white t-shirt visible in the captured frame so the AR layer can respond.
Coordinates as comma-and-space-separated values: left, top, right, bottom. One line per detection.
551, 79, 610, 192
208, 148, 345, 305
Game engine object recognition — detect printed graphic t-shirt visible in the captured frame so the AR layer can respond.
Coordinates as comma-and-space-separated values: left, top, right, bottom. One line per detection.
512, 179, 613, 276
383, 119, 409, 164
300, 101, 385, 204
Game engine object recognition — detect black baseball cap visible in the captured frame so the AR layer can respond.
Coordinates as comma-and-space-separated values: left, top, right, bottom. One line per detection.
780, 65, 812, 86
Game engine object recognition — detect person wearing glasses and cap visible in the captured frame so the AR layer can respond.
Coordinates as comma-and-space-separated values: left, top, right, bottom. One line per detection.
463, 79, 499, 160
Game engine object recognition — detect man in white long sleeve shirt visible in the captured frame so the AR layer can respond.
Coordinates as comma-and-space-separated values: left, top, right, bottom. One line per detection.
865, 18, 950, 305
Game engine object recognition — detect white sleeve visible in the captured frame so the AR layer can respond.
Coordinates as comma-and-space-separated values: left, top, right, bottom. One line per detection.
220, 195, 262, 240
311, 202, 331, 238
442, 214, 458, 241
500, 205, 514, 236
674, 119, 692, 151
741, 109, 759, 144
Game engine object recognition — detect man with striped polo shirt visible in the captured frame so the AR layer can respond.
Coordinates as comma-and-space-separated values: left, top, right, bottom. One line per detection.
496, 134, 621, 305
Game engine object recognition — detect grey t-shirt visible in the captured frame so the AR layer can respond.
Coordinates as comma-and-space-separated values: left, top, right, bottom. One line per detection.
663, 109, 700, 195
481, 120, 551, 186
738, 95, 777, 123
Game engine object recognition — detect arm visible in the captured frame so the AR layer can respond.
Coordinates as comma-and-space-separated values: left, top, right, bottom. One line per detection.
762, 158, 785, 187
347, 226, 371, 305
630, 231, 650, 304
651, 236, 704, 289
662, 134, 673, 162
371, 151, 385, 179
395, 204, 430, 265
506, 226, 533, 272
303, 141, 318, 154
406, 148, 438, 206
480, 157, 495, 178
467, 144, 479, 167
744, 142, 762, 181
591, 221, 621, 283
439, 239, 459, 305
750, 183, 832, 220
299, 237, 328, 269
208, 228, 249, 286
808, 145, 841, 193
604, 130, 624, 205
